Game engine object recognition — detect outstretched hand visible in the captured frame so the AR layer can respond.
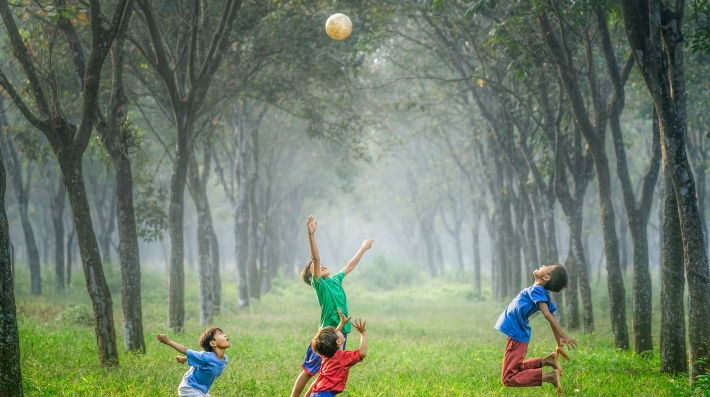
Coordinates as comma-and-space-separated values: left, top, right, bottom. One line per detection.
560, 336, 577, 351
307, 215, 317, 235
352, 318, 367, 334
361, 239, 374, 250
157, 334, 170, 344
337, 308, 351, 329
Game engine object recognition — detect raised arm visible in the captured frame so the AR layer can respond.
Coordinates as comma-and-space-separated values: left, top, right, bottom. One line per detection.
342, 239, 373, 275
157, 334, 188, 355
352, 318, 367, 359
307, 215, 321, 280
539, 302, 577, 360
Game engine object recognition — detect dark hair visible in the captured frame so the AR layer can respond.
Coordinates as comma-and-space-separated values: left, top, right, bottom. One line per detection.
545, 264, 568, 292
300, 261, 314, 286
198, 327, 223, 352
311, 327, 340, 358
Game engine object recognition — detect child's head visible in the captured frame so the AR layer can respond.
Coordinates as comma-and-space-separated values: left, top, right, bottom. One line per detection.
534, 264, 568, 292
198, 327, 230, 352
300, 261, 330, 286
311, 326, 345, 358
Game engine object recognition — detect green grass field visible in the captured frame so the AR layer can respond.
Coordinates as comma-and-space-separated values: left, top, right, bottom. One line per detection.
13, 261, 685, 396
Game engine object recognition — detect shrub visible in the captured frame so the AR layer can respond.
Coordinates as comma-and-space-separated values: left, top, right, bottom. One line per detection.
55, 304, 94, 327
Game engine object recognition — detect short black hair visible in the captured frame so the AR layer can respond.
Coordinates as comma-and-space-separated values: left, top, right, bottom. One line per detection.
300, 261, 313, 286
545, 264, 568, 292
311, 326, 339, 358
198, 327, 223, 352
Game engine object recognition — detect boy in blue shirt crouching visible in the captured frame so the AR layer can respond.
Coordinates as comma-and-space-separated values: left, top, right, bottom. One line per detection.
494, 264, 577, 396
158, 328, 230, 397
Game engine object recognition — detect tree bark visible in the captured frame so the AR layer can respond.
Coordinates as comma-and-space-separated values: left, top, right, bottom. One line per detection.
51, 177, 66, 292
0, 143, 23, 396
187, 144, 216, 325
472, 209, 482, 294
66, 224, 76, 287
660, 167, 688, 373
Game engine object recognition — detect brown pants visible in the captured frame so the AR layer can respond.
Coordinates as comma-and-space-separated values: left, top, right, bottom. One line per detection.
501, 337, 542, 387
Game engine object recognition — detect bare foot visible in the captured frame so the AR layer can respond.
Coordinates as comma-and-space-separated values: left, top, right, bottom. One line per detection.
176, 356, 187, 364
542, 351, 563, 376
551, 369, 562, 397
542, 369, 562, 396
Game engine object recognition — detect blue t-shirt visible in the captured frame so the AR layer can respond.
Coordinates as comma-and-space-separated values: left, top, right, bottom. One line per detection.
494, 285, 557, 343
184, 349, 228, 394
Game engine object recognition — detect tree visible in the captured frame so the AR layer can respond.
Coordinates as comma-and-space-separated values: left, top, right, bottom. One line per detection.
0, 96, 40, 295
0, 131, 22, 396
0, 0, 133, 366
620, 0, 710, 378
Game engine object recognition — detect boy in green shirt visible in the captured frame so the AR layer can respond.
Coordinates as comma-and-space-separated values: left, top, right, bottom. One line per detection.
289, 215, 373, 397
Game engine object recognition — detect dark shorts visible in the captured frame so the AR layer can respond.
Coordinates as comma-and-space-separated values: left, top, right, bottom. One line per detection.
310, 393, 335, 397
301, 333, 348, 375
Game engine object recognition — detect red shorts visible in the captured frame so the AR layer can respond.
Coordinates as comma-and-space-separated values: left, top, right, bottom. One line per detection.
501, 337, 542, 387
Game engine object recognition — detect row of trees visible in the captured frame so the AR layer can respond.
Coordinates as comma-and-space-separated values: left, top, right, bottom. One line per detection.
1, 0, 710, 393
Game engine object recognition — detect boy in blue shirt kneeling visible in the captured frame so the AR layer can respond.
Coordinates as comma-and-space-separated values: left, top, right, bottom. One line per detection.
158, 328, 230, 397
494, 264, 577, 396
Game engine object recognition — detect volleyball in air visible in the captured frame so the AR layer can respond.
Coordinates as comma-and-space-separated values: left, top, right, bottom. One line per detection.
325, 13, 352, 41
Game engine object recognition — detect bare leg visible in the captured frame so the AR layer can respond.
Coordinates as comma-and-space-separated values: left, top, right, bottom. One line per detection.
542, 369, 562, 396
291, 370, 313, 397
542, 351, 562, 375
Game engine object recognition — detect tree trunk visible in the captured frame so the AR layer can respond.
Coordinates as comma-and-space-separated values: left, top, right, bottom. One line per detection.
563, 246, 580, 330
187, 151, 215, 325
114, 155, 145, 353
472, 210, 481, 294
60, 156, 119, 366
0, 139, 23, 397
51, 180, 66, 293
209, 222, 221, 316
167, 122, 189, 331
2, 136, 41, 295
66, 225, 76, 286
569, 208, 594, 333
660, 168, 687, 373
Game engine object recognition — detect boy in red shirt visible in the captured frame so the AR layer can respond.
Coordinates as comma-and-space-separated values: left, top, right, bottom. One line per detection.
306, 311, 368, 397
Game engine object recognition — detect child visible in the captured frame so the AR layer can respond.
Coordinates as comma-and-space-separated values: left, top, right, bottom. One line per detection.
494, 264, 577, 396
290, 215, 373, 397
307, 311, 368, 397
157, 328, 230, 397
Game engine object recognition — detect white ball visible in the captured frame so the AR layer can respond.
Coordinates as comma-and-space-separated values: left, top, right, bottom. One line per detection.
325, 13, 352, 41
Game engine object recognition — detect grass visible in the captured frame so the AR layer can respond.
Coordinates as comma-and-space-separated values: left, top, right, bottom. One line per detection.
13, 262, 683, 396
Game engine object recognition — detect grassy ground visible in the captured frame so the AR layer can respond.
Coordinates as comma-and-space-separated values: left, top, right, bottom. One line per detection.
14, 262, 683, 396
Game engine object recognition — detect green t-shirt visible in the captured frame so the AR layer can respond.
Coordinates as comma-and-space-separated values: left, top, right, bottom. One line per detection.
312, 270, 351, 334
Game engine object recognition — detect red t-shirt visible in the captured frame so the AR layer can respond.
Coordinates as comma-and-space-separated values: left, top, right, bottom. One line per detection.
311, 350, 362, 394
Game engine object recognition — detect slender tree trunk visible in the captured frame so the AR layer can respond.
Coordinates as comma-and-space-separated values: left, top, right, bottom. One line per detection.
0, 146, 23, 396
569, 208, 594, 333
209, 223, 221, 316
114, 155, 145, 353
60, 156, 119, 366
472, 210, 481, 294
187, 152, 215, 325
19, 199, 41, 295
660, 168, 687, 373
51, 181, 66, 293
167, 123, 189, 331
66, 225, 75, 286
563, 246, 580, 330
2, 136, 41, 295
